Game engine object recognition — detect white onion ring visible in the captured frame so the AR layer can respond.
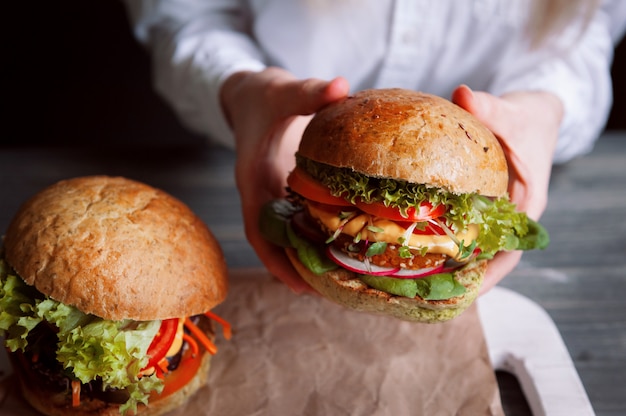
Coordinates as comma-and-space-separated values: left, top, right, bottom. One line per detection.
389, 264, 445, 279
326, 246, 400, 276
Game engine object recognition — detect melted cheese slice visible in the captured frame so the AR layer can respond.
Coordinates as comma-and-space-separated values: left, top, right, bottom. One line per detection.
306, 203, 478, 259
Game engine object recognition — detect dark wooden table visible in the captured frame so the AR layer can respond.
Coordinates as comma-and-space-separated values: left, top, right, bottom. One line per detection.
1, 131, 625, 415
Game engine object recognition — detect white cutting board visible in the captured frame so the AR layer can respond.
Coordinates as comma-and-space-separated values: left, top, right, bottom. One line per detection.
478, 286, 595, 415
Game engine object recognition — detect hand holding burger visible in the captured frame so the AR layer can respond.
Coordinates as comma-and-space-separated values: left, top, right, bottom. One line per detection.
0, 176, 229, 415
260, 88, 549, 323
452, 85, 563, 294
221, 68, 350, 293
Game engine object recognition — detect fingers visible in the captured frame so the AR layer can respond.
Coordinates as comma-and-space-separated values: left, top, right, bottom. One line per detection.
451, 84, 510, 138
245, 222, 316, 294
479, 251, 523, 295
226, 69, 350, 295
452, 85, 532, 207
266, 116, 312, 195
453, 86, 526, 293
451, 84, 476, 114
323, 76, 351, 101
221, 69, 350, 131
259, 76, 350, 194
275, 76, 350, 118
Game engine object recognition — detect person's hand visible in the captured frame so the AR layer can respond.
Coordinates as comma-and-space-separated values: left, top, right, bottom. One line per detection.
451, 85, 563, 294
220, 67, 350, 293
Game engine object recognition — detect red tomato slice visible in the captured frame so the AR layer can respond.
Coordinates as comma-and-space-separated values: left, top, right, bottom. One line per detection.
151, 347, 203, 399
143, 318, 179, 371
287, 167, 445, 222
287, 167, 351, 206
355, 200, 445, 222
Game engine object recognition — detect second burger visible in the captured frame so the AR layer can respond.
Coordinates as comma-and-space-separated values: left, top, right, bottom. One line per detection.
0, 176, 230, 415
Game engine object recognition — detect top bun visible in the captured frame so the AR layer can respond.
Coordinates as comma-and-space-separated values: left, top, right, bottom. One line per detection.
3, 176, 228, 321
298, 89, 508, 197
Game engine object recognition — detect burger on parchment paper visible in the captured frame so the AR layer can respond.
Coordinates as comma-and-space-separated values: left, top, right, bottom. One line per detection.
0, 176, 230, 415
261, 88, 549, 323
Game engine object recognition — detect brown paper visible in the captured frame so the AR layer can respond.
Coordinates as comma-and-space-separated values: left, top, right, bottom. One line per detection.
0, 269, 503, 415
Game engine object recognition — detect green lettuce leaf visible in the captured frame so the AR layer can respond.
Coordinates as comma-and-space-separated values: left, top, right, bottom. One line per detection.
516, 218, 550, 251
359, 274, 418, 298
0, 258, 163, 414
286, 223, 338, 275
259, 198, 300, 248
413, 273, 467, 300
359, 273, 466, 300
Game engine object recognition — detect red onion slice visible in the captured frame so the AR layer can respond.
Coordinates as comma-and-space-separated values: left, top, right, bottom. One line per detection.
326, 245, 401, 276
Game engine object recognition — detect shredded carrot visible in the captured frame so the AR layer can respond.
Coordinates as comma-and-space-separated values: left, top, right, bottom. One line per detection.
204, 310, 232, 340
184, 318, 218, 355
183, 332, 199, 357
157, 357, 170, 374
71, 380, 81, 407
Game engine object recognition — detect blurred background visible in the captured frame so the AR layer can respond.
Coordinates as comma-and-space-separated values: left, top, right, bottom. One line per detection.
2, 0, 625, 149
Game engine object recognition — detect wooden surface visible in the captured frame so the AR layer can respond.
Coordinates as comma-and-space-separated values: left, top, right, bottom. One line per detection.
499, 131, 626, 416
0, 131, 625, 415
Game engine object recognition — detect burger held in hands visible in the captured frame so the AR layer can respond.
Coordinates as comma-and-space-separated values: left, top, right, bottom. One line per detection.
0, 176, 230, 415
261, 88, 549, 323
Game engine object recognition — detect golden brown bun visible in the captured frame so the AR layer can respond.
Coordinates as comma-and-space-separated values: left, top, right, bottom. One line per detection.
285, 248, 485, 323
11, 319, 215, 416
299, 88, 508, 197
3, 176, 228, 321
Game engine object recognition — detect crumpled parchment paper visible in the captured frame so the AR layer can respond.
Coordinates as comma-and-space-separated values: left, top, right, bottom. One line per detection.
0, 268, 503, 415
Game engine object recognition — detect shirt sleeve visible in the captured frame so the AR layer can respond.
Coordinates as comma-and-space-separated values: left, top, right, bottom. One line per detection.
489, 1, 626, 164
123, 0, 266, 148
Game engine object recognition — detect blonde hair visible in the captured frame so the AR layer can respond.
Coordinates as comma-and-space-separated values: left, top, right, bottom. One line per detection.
528, 0, 602, 48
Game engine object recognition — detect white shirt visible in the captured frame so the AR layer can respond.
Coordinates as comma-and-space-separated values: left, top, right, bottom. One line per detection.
125, 0, 626, 163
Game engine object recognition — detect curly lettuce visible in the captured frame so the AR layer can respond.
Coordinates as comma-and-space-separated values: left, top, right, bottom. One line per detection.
0, 259, 162, 414
297, 157, 549, 258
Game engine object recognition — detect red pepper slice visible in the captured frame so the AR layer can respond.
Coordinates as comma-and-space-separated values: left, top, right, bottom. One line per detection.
142, 318, 179, 371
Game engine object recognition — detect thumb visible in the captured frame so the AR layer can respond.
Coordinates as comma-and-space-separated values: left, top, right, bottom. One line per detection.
451, 84, 479, 114
451, 85, 507, 137
277, 76, 350, 118
452, 85, 531, 210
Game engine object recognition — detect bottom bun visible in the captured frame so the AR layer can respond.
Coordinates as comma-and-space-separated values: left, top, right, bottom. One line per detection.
285, 248, 485, 323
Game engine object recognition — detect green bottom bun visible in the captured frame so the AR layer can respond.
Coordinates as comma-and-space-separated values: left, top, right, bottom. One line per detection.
286, 248, 485, 323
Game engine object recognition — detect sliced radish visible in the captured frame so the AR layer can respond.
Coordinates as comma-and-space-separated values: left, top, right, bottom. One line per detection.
326, 245, 400, 276
389, 264, 445, 279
